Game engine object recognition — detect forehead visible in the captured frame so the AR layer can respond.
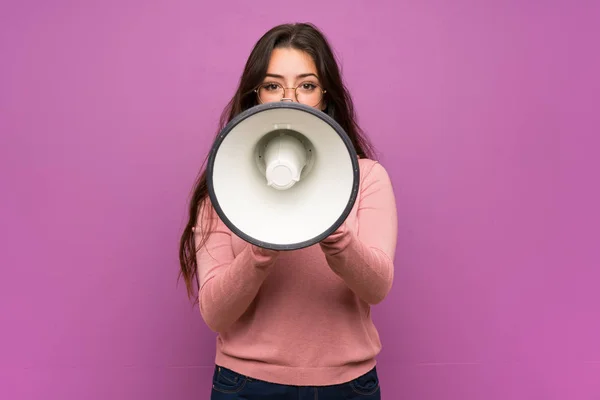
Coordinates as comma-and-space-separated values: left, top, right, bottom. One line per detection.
266, 47, 318, 76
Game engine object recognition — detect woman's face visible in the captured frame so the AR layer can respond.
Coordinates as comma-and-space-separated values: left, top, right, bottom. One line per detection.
257, 47, 326, 110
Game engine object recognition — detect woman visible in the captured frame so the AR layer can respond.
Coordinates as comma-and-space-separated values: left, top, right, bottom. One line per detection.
179, 22, 398, 399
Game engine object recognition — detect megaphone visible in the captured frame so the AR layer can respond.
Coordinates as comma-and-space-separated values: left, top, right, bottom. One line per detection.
206, 102, 359, 250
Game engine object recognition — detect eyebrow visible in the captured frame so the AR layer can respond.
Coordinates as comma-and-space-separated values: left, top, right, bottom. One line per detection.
264, 73, 319, 80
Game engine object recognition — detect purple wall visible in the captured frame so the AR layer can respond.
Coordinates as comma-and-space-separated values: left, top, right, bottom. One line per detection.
1, 0, 599, 399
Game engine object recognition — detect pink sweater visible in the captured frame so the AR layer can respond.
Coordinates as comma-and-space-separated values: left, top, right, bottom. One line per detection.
195, 158, 398, 386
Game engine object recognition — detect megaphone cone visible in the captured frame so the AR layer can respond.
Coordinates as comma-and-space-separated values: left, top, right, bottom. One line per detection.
206, 102, 359, 250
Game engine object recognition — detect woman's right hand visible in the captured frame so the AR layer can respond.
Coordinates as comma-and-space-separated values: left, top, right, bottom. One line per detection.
250, 244, 279, 258
249, 244, 280, 264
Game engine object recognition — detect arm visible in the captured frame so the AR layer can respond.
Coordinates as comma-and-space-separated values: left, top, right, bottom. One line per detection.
195, 205, 279, 332
319, 162, 398, 305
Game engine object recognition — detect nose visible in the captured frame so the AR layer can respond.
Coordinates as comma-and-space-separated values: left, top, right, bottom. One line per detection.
280, 87, 298, 102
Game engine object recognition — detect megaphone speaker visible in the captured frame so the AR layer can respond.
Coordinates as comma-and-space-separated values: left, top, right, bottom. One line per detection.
206, 102, 359, 250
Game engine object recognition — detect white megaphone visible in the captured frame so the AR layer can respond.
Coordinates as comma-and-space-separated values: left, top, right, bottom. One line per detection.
206, 102, 359, 250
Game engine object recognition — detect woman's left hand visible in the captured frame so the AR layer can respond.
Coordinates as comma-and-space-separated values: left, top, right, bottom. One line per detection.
320, 221, 351, 248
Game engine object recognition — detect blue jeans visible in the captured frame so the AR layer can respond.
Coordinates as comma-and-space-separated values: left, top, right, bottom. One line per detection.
210, 365, 381, 399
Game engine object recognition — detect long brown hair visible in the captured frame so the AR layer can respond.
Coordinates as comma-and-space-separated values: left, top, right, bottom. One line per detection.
178, 22, 376, 301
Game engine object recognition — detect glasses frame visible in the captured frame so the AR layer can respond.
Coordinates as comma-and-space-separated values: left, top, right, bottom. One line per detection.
254, 81, 327, 107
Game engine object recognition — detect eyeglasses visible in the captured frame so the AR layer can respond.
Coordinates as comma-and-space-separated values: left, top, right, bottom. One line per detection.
254, 81, 326, 107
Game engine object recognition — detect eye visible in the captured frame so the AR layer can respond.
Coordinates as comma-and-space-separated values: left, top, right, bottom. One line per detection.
300, 82, 317, 91
261, 82, 281, 91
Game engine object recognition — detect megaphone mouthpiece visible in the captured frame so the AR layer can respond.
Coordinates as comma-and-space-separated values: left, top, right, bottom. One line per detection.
264, 133, 307, 190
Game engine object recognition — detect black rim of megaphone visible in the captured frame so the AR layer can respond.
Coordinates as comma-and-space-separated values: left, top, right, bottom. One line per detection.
206, 102, 360, 251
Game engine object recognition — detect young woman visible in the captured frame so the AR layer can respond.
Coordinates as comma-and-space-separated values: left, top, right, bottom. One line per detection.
179, 22, 398, 399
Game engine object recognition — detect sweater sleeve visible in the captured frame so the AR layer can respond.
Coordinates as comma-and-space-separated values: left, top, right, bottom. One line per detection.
319, 161, 398, 305
195, 205, 279, 332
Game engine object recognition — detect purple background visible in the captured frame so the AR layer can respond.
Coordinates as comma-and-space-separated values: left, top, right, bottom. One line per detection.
1, 0, 599, 399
